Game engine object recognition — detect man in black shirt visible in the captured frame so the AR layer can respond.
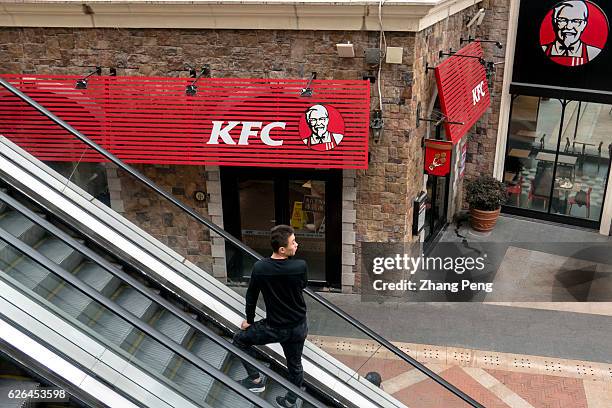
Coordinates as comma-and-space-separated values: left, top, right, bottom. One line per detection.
233, 225, 308, 408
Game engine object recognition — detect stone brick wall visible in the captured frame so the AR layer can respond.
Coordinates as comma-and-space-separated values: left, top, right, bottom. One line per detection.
113, 163, 213, 271
409, 1, 510, 214
465, 0, 511, 203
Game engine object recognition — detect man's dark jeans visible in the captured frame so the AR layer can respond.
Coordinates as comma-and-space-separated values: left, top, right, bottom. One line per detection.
233, 319, 308, 403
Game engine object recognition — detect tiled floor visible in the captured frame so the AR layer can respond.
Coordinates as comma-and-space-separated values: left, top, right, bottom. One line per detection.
323, 347, 610, 408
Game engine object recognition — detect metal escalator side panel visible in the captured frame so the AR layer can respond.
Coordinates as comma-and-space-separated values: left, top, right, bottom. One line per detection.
0, 279, 204, 408
0, 317, 140, 408
0, 230, 274, 408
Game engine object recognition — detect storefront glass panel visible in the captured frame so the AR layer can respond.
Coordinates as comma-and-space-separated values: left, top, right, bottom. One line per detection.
288, 180, 326, 282
551, 102, 611, 221
221, 168, 341, 286
504, 96, 564, 212
504, 96, 611, 225
237, 180, 276, 275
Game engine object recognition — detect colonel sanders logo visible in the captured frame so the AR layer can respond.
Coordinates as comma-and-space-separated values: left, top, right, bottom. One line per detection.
540, 0, 609, 67
299, 104, 344, 151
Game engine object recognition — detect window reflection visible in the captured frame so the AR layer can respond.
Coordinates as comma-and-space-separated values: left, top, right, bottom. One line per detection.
504, 96, 611, 223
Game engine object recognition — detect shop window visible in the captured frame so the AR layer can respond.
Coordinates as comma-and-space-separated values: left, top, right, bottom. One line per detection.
551, 102, 612, 221
504, 96, 612, 224
504, 96, 563, 212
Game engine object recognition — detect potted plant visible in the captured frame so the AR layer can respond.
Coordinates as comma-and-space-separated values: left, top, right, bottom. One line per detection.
465, 175, 508, 232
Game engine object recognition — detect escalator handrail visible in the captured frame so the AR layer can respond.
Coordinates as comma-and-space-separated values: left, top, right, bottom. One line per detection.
0, 189, 324, 408
0, 227, 274, 408
0, 77, 484, 408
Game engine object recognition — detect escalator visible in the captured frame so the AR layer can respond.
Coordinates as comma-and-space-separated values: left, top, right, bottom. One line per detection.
0, 183, 325, 408
0, 76, 484, 408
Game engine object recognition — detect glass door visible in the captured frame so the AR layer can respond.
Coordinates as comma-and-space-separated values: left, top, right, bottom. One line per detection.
221, 168, 341, 286
288, 180, 326, 282
424, 175, 449, 244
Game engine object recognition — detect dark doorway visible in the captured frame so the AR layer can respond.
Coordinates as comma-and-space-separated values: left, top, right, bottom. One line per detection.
423, 99, 450, 244
220, 167, 342, 287
423, 174, 449, 244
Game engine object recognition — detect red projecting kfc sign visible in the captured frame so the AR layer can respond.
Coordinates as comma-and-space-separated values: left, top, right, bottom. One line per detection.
424, 139, 453, 176
0, 75, 370, 169
434, 42, 490, 144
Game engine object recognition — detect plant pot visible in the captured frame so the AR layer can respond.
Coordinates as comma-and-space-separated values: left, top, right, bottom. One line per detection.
469, 207, 501, 232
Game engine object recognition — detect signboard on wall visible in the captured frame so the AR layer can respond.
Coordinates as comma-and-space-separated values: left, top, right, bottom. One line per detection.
0, 75, 370, 169
434, 42, 491, 144
513, 0, 612, 98
424, 139, 453, 176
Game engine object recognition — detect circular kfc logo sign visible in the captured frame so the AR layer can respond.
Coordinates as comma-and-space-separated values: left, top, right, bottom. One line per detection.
299, 104, 345, 151
540, 0, 609, 67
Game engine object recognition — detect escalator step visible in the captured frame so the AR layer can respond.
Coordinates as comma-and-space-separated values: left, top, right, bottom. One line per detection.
3, 256, 58, 294
0, 210, 46, 265
0, 211, 46, 247
88, 285, 157, 350
154, 309, 194, 345
170, 334, 229, 404
44, 262, 122, 323
114, 286, 157, 322
49, 283, 93, 321
17, 237, 86, 298
132, 309, 195, 377
209, 357, 254, 408
36, 238, 84, 273
264, 380, 304, 408
75, 262, 121, 297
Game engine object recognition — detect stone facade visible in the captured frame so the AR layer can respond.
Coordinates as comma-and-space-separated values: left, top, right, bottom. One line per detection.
112, 163, 213, 272
0, 1, 510, 291
466, 0, 511, 206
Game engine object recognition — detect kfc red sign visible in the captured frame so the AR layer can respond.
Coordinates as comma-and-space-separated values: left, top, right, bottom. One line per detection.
540, 1, 609, 67
0, 75, 370, 169
434, 42, 491, 145
424, 139, 453, 176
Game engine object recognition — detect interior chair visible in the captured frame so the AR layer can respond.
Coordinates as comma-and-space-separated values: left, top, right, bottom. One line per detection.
568, 187, 593, 218
528, 178, 550, 209
506, 175, 523, 206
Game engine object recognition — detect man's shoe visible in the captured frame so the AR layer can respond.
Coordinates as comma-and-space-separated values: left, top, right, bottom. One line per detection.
239, 374, 266, 393
275, 396, 296, 408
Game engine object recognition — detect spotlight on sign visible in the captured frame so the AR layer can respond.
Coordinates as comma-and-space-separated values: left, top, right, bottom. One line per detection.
75, 66, 101, 90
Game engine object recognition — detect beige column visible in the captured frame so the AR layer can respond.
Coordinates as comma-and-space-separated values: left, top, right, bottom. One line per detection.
493, 0, 521, 180
599, 163, 612, 236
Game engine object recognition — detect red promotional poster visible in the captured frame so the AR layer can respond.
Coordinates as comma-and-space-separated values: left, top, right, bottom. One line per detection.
540, 0, 609, 67
434, 42, 490, 145
424, 139, 453, 176
0, 75, 370, 169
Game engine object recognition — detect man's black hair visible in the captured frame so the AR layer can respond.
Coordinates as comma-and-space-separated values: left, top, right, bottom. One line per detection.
270, 225, 294, 253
